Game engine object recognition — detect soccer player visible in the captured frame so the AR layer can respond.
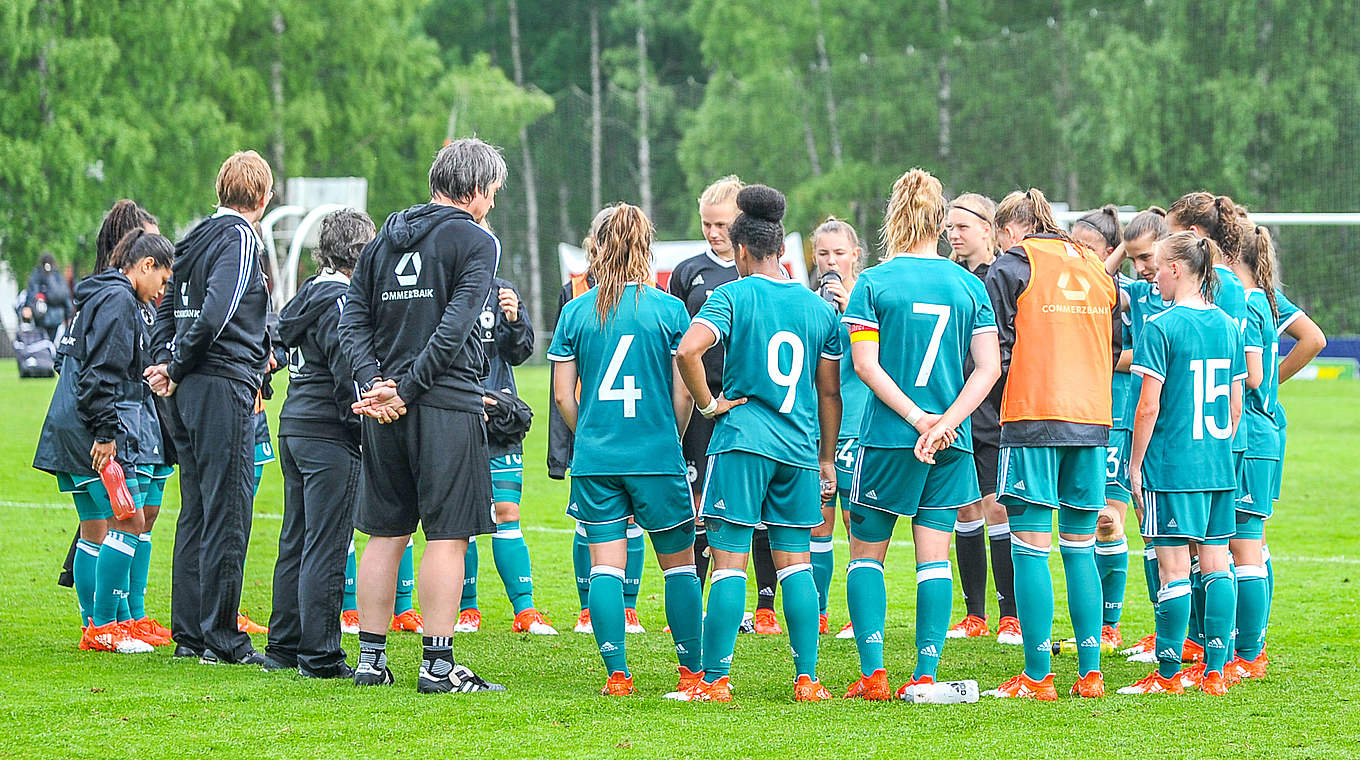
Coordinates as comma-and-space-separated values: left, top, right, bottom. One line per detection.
34, 230, 175, 653
840, 170, 1001, 700
983, 188, 1118, 700
265, 209, 374, 678
337, 138, 505, 693
943, 192, 1020, 645
341, 540, 420, 635
669, 184, 841, 703
808, 216, 866, 638
548, 202, 704, 696
1119, 232, 1244, 697
1070, 204, 1132, 649
146, 150, 274, 666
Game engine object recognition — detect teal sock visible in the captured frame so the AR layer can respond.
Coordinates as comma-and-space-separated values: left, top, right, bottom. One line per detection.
1143, 544, 1159, 605
1156, 580, 1192, 678
1095, 538, 1128, 627
253, 465, 263, 495
700, 569, 747, 680
810, 536, 834, 616
1060, 538, 1103, 676
914, 560, 953, 680
572, 526, 591, 610
491, 521, 535, 614
343, 539, 357, 612
1189, 561, 1205, 646
393, 538, 415, 615
74, 538, 100, 623
846, 559, 886, 677
588, 566, 628, 676
624, 525, 645, 609
1011, 537, 1054, 680
1201, 570, 1235, 674
127, 531, 152, 620
778, 563, 820, 679
1263, 544, 1274, 635
662, 564, 703, 672
93, 530, 138, 627
1234, 564, 1268, 660
460, 537, 479, 612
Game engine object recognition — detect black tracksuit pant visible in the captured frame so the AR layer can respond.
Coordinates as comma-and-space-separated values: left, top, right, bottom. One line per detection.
265, 434, 359, 675
168, 373, 256, 661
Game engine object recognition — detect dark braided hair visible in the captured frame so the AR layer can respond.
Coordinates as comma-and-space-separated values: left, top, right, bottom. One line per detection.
109, 228, 175, 272
729, 184, 786, 260
96, 200, 158, 272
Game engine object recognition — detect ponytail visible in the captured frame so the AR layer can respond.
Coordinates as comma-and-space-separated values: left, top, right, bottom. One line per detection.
1073, 204, 1123, 250
881, 169, 946, 256
995, 187, 1075, 244
1168, 191, 1242, 262
96, 199, 158, 272
591, 204, 654, 325
110, 229, 175, 272
1123, 205, 1169, 243
1160, 231, 1220, 304
1240, 223, 1279, 320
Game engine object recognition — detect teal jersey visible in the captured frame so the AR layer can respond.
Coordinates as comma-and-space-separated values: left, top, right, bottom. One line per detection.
1214, 266, 1256, 453
1125, 279, 1174, 426
694, 274, 842, 469
842, 254, 996, 452
1131, 304, 1246, 491
1271, 289, 1303, 428
1242, 289, 1280, 459
838, 320, 870, 439
546, 284, 690, 477
1111, 274, 1134, 431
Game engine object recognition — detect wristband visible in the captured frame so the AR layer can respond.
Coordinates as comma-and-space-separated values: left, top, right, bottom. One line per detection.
905, 407, 924, 427
698, 398, 719, 417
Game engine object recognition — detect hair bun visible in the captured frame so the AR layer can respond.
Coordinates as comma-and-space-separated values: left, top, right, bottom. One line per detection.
1148, 205, 1167, 217
736, 184, 786, 224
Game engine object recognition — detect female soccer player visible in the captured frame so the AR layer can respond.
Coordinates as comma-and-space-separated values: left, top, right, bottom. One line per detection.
1070, 204, 1131, 648
34, 230, 175, 653
548, 203, 704, 697
669, 184, 842, 703
841, 170, 1000, 700
943, 192, 1020, 646
1119, 232, 1244, 696
984, 188, 1117, 700
809, 215, 866, 636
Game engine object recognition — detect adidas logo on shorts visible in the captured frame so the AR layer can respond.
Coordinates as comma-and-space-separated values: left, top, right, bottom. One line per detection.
1241, 494, 1255, 505
919, 644, 939, 657
720, 654, 732, 665
1013, 480, 1026, 491
864, 631, 883, 644
1167, 519, 1178, 528
1081, 636, 1099, 648
713, 499, 726, 510
599, 641, 618, 653
864, 489, 878, 499
568, 502, 578, 513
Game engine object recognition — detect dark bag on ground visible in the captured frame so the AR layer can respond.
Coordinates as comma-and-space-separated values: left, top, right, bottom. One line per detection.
14, 324, 56, 378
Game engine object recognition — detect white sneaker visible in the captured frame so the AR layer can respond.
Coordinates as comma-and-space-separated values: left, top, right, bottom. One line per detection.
624, 608, 646, 634
454, 609, 481, 634
1126, 650, 1159, 664
738, 612, 755, 634
836, 621, 855, 639
573, 609, 593, 634
116, 636, 154, 654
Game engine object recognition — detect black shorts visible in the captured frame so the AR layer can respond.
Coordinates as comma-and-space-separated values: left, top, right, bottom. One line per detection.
356, 405, 494, 541
973, 440, 1000, 498
682, 411, 715, 494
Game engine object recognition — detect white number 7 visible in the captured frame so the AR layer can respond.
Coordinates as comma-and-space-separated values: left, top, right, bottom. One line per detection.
913, 303, 951, 387
599, 334, 642, 417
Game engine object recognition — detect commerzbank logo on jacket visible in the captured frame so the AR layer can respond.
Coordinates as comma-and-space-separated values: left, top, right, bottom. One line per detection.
383, 251, 434, 301
174, 280, 201, 319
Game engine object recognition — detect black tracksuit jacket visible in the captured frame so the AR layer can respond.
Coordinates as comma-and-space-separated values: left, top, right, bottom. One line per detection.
277, 272, 361, 445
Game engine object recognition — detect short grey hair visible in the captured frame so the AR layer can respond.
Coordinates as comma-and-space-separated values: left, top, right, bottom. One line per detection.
314, 208, 375, 273
429, 138, 508, 202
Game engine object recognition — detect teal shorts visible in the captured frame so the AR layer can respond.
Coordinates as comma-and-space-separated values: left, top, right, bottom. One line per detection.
255, 440, 275, 466
848, 501, 958, 543
849, 445, 979, 517
1140, 489, 1235, 545
1105, 430, 1132, 503
135, 464, 175, 508
56, 470, 147, 521
1273, 425, 1287, 502
833, 438, 859, 498
700, 450, 820, 529
1008, 503, 1100, 534
1236, 456, 1277, 520
706, 519, 811, 554
490, 453, 524, 505
568, 473, 691, 533
998, 445, 1106, 511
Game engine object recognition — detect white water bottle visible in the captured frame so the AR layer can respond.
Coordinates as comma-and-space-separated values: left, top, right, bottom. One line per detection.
899, 679, 980, 704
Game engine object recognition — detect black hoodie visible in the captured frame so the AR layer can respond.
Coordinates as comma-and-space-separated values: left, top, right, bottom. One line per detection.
278, 272, 360, 445
152, 209, 270, 387
34, 270, 159, 478
338, 203, 499, 413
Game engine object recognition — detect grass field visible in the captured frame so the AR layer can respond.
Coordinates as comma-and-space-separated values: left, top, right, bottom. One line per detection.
2, 366, 1358, 759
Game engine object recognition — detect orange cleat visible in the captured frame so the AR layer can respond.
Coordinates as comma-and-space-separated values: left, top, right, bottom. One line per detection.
946, 614, 990, 639
894, 674, 935, 700
80, 619, 153, 654
1199, 670, 1231, 696
1176, 663, 1205, 690
1121, 632, 1156, 657
983, 672, 1058, 701
340, 609, 360, 635
573, 608, 593, 634
836, 621, 855, 639
1117, 671, 1184, 695
1225, 653, 1267, 681
1181, 638, 1204, 663
793, 674, 834, 701
624, 608, 645, 634
675, 666, 704, 692
454, 608, 481, 633
391, 609, 424, 633
995, 616, 1023, 645
1101, 623, 1123, 649
237, 611, 268, 634
1070, 670, 1106, 698
819, 614, 830, 635
665, 675, 732, 702
511, 608, 558, 635
601, 671, 636, 696
129, 617, 173, 646
752, 608, 782, 635
844, 668, 892, 701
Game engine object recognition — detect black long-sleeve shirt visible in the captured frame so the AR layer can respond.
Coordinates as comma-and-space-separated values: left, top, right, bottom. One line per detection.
278, 272, 360, 444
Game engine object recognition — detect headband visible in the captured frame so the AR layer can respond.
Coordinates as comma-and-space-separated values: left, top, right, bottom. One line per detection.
951, 204, 990, 224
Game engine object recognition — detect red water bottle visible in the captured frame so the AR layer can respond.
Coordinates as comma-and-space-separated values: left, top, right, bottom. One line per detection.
100, 459, 137, 521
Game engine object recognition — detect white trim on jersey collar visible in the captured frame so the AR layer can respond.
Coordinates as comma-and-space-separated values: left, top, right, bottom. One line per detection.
315, 269, 351, 285
213, 206, 250, 222
1173, 302, 1216, 311
706, 250, 736, 268
750, 272, 798, 284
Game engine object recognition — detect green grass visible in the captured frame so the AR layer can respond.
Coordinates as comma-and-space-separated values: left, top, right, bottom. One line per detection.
2, 367, 1358, 758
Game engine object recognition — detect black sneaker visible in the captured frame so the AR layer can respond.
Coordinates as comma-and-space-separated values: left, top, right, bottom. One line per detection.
173, 644, 203, 659
200, 649, 268, 666
260, 655, 296, 672
301, 662, 357, 680
418, 663, 506, 694
354, 662, 395, 686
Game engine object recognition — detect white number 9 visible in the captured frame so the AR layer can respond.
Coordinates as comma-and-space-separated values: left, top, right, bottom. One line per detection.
767, 331, 804, 414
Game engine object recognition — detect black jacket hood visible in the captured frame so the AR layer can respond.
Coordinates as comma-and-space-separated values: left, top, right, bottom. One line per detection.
279, 273, 348, 347
379, 203, 472, 252
74, 268, 136, 313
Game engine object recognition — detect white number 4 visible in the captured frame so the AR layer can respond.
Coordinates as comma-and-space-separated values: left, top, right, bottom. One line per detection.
599, 335, 642, 418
